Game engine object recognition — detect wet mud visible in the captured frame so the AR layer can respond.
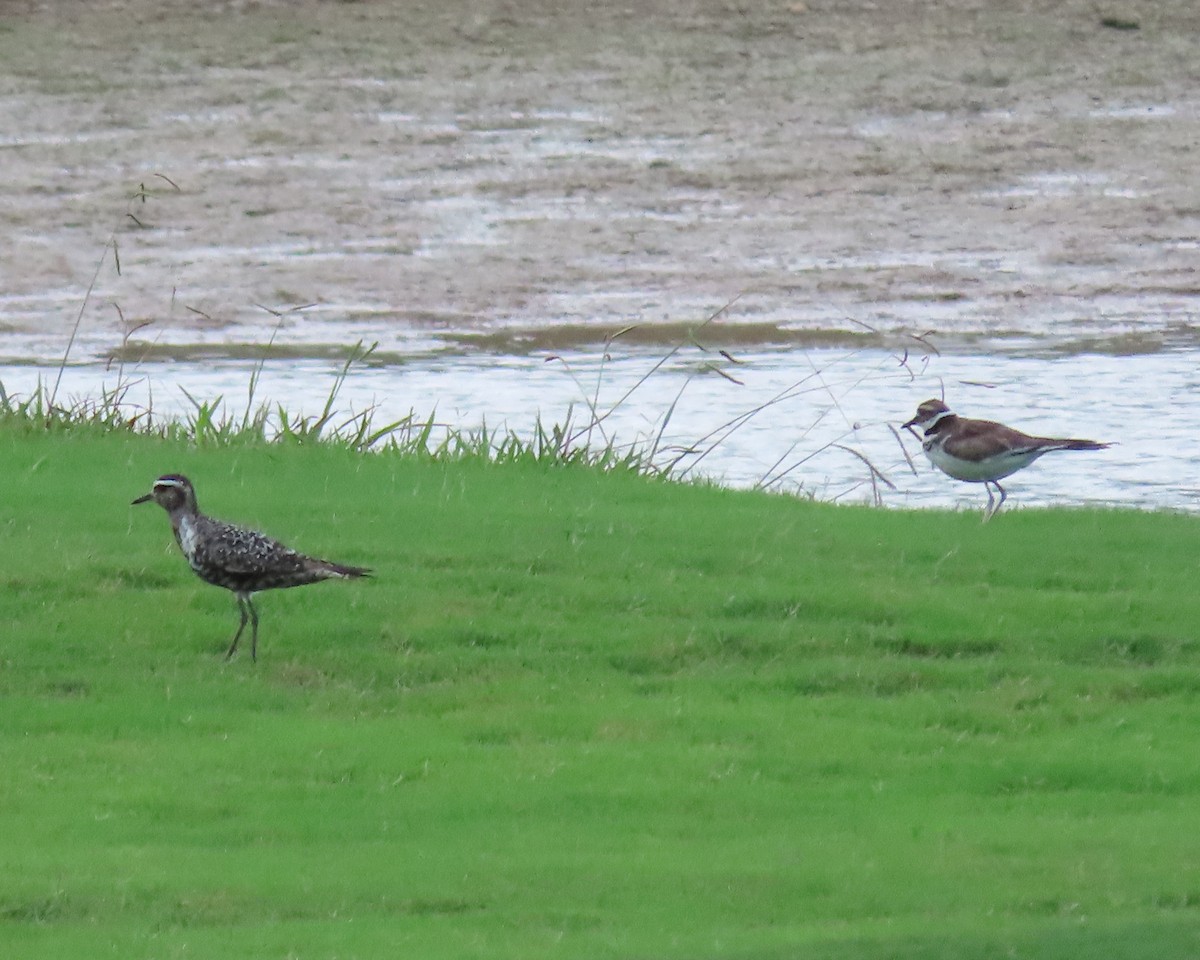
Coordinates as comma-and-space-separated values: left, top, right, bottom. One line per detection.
2, 0, 1199, 362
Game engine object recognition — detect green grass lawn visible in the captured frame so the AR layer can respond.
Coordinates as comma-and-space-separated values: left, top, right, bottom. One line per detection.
2, 420, 1199, 958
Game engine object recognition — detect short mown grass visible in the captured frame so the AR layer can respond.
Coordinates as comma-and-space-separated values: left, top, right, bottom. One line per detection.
2, 419, 1199, 959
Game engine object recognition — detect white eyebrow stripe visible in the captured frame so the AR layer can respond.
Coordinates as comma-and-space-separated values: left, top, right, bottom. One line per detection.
154, 477, 186, 489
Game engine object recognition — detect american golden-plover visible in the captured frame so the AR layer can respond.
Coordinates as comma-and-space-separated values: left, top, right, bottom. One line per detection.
132, 474, 370, 661
903, 399, 1111, 520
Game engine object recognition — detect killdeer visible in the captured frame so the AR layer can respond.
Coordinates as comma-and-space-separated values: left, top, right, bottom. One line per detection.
132, 474, 370, 661
902, 399, 1111, 520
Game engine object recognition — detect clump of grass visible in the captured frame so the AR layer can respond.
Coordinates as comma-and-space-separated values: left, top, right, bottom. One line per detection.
0, 338, 661, 472
1, 376, 154, 435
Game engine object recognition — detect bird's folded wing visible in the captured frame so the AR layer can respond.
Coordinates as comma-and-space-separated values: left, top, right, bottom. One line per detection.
199, 521, 302, 575
939, 418, 1042, 461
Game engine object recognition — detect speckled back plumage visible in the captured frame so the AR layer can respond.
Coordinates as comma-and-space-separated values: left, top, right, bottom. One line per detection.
133, 473, 370, 661
177, 512, 368, 594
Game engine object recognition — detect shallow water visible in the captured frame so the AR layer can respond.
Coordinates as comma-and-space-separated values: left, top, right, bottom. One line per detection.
6, 346, 1196, 514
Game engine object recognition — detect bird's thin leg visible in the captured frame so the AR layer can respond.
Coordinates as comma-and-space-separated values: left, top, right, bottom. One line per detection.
248, 597, 260, 663
982, 482, 997, 522
226, 595, 249, 660
982, 480, 1008, 523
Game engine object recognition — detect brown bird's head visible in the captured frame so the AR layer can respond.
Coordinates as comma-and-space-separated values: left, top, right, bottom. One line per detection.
132, 474, 199, 515
903, 398, 954, 435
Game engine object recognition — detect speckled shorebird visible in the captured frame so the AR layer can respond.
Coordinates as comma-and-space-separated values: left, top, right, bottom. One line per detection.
903, 399, 1111, 520
132, 474, 370, 661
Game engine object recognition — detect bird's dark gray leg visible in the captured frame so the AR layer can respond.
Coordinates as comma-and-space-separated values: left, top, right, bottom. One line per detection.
226, 595, 249, 660
248, 597, 260, 663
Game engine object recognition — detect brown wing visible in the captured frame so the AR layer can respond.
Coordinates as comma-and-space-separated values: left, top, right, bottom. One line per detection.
938, 417, 1108, 459
937, 417, 1048, 461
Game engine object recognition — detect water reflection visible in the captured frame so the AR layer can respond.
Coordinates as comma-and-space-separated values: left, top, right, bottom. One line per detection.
3, 347, 1196, 512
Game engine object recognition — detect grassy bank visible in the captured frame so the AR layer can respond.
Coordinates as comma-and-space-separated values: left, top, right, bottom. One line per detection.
2, 420, 1199, 959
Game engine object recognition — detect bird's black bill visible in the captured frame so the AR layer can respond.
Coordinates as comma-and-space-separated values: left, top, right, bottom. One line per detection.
131, 494, 152, 505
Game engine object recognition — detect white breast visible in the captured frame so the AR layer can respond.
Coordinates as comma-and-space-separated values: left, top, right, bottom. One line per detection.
177, 515, 200, 561
926, 441, 1042, 482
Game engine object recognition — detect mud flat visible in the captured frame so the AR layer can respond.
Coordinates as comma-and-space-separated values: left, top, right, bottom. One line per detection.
1, 0, 1199, 361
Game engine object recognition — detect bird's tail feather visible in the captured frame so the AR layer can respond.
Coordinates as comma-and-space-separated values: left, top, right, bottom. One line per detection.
311, 559, 372, 579
1058, 438, 1111, 451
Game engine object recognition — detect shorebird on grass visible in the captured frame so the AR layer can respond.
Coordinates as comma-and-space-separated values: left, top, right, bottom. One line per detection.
902, 399, 1111, 520
132, 474, 370, 661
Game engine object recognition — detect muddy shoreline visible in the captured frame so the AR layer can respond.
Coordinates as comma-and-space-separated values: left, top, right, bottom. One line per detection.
2, 1, 1199, 362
